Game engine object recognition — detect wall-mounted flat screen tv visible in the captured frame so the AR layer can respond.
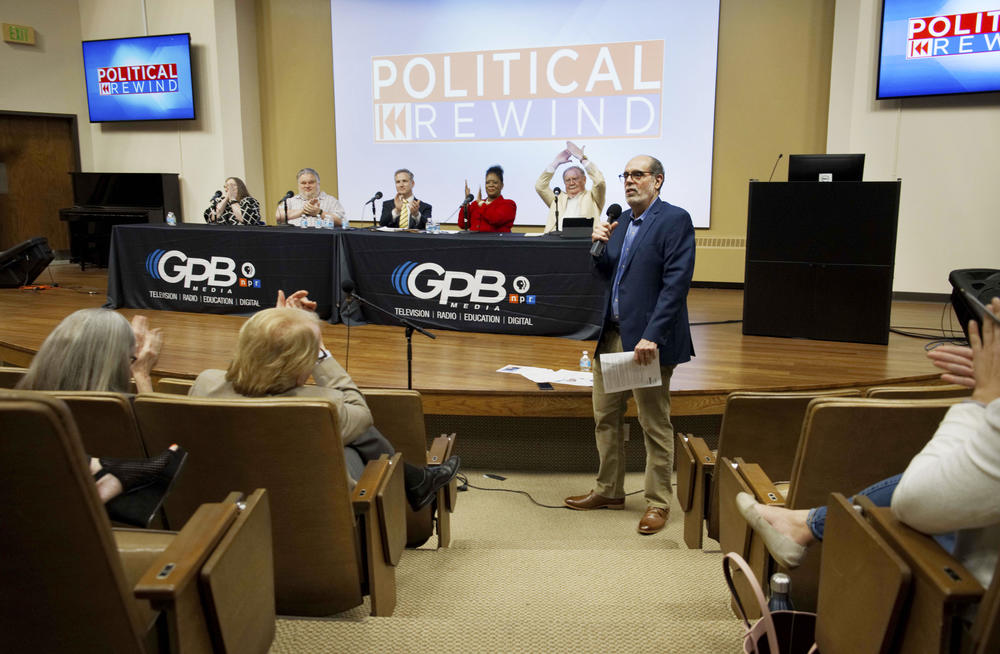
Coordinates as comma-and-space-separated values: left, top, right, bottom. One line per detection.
81, 33, 195, 122
877, 1, 1000, 99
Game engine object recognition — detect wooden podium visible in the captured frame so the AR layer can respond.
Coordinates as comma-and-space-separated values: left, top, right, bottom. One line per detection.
742, 181, 901, 345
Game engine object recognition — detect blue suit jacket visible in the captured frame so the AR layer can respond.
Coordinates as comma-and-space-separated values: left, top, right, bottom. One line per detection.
594, 197, 695, 366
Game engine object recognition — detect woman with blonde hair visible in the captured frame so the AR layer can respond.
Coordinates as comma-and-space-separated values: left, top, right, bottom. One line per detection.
17, 308, 187, 526
191, 290, 459, 510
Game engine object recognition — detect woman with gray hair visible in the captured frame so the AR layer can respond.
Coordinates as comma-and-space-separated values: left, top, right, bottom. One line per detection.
17, 308, 187, 526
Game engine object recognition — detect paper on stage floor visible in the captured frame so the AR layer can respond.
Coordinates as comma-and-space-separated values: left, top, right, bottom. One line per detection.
598, 351, 661, 393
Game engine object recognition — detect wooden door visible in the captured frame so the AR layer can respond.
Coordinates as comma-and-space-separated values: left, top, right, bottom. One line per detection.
0, 113, 78, 252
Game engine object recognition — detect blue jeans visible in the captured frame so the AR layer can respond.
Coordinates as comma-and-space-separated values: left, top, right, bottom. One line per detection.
805, 473, 956, 552
806, 474, 902, 541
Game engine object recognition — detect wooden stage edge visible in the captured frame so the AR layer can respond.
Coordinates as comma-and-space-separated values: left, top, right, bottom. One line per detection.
0, 264, 960, 418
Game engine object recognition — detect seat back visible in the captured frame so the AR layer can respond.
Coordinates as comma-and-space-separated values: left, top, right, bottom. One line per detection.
44, 391, 147, 458
784, 397, 959, 610
133, 393, 364, 616
717, 389, 863, 480
815, 493, 911, 654
361, 388, 436, 547
708, 389, 861, 540
0, 365, 28, 388
969, 555, 1000, 654
0, 389, 148, 653
865, 384, 972, 400
155, 377, 195, 395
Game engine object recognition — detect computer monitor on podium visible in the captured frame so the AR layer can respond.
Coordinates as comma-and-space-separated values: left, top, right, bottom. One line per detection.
788, 153, 865, 182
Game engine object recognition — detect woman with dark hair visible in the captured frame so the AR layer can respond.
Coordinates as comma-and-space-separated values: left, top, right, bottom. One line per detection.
17, 308, 187, 526
458, 164, 516, 232
204, 176, 263, 225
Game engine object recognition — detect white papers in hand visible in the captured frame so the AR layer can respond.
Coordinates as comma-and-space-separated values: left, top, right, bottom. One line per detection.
598, 351, 662, 393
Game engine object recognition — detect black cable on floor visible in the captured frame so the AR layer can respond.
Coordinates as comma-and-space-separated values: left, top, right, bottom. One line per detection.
455, 472, 646, 510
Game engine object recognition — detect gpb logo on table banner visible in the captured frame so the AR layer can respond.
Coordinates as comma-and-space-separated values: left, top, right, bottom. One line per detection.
145, 249, 260, 289
391, 261, 534, 305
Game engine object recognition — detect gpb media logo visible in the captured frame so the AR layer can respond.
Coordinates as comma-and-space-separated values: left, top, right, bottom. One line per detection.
146, 249, 259, 289
392, 261, 521, 305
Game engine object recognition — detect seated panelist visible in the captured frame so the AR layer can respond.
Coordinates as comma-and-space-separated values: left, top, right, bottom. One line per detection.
380, 168, 431, 230
204, 177, 263, 225
458, 165, 516, 232
275, 168, 347, 227
535, 141, 606, 233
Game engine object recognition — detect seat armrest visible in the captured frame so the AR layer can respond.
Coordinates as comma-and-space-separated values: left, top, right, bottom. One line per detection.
688, 436, 716, 469
738, 461, 785, 506
858, 496, 984, 599
428, 432, 456, 465
134, 501, 238, 601
351, 455, 402, 616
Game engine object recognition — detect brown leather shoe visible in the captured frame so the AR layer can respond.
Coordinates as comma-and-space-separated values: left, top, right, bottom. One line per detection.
637, 506, 669, 534
564, 490, 624, 511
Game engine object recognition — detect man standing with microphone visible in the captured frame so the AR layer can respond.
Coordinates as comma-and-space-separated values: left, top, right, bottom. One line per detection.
564, 155, 695, 536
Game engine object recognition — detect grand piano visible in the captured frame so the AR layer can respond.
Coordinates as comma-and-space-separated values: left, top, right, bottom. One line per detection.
59, 172, 181, 269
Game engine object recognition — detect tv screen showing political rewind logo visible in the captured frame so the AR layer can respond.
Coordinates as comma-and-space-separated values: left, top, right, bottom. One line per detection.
82, 33, 195, 122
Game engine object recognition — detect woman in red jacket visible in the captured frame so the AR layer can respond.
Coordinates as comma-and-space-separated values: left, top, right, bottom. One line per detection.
459, 164, 516, 232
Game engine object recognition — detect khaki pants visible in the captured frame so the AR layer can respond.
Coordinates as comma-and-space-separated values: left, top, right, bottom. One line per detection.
592, 328, 675, 509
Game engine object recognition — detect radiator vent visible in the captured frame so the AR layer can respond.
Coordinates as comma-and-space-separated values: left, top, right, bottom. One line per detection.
695, 236, 746, 249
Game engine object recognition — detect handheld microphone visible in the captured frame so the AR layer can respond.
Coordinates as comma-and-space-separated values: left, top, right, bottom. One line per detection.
590, 203, 623, 257
282, 190, 294, 200
365, 191, 383, 205
211, 190, 223, 203
767, 153, 783, 182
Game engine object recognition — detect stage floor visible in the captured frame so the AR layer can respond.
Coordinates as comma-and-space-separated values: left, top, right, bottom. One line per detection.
0, 264, 963, 417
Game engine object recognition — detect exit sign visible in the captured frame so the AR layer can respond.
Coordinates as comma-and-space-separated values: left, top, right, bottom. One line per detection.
3, 23, 36, 45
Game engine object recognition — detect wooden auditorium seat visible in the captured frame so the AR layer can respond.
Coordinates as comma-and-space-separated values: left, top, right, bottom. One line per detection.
0, 365, 27, 388
865, 384, 972, 400
676, 389, 860, 549
154, 377, 195, 395
361, 387, 457, 548
858, 495, 987, 654
43, 390, 147, 458
725, 396, 960, 612
132, 393, 406, 616
0, 389, 275, 653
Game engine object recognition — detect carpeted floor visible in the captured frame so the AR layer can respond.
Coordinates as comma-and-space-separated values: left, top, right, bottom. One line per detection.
269, 470, 745, 653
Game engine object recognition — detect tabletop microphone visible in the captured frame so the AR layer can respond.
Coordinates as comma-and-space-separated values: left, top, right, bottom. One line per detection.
463, 193, 474, 205
282, 190, 294, 200
365, 191, 383, 205
767, 153, 783, 182
590, 203, 622, 257
553, 187, 561, 197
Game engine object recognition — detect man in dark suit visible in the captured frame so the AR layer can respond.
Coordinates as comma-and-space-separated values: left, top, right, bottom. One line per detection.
564, 154, 696, 536
379, 168, 432, 229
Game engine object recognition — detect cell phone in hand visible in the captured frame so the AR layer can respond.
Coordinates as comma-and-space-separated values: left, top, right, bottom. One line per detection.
961, 289, 1000, 327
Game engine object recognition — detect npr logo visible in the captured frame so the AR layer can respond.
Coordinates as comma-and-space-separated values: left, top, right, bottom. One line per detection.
508, 294, 536, 304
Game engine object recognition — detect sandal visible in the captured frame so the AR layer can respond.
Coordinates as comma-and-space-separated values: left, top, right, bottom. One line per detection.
95, 446, 188, 527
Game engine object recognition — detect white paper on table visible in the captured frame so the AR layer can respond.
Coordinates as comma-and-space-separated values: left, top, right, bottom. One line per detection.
496, 365, 558, 383
598, 351, 662, 393
551, 369, 593, 387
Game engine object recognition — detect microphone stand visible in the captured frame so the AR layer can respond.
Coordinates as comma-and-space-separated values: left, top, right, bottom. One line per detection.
371, 201, 378, 228
346, 289, 436, 390
283, 197, 289, 225
553, 191, 560, 232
